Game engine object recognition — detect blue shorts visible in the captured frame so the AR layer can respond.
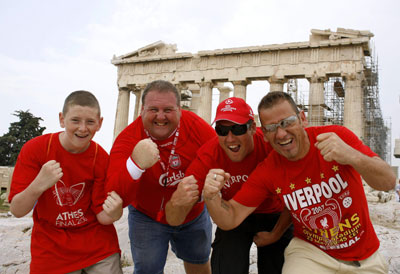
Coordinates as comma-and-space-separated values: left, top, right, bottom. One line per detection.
128, 205, 212, 274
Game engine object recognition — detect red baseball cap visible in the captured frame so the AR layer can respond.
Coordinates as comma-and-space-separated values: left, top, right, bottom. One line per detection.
212, 97, 254, 125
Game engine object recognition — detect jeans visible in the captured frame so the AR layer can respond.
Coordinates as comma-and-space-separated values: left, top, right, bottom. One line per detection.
128, 205, 212, 274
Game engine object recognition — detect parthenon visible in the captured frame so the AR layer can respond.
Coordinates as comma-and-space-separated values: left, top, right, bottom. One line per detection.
111, 28, 389, 161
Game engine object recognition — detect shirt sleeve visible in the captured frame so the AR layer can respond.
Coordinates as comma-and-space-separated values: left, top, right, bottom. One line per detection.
8, 136, 46, 202
185, 144, 216, 192
232, 160, 274, 208
105, 125, 140, 208
331, 126, 378, 157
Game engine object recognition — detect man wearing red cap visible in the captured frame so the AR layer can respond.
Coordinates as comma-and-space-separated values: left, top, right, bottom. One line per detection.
166, 97, 292, 274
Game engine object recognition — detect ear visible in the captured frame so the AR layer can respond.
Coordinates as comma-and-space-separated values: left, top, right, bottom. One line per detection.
176, 105, 182, 120
249, 121, 257, 134
59, 112, 65, 128
299, 110, 308, 127
140, 105, 145, 117
97, 117, 104, 132
263, 134, 270, 143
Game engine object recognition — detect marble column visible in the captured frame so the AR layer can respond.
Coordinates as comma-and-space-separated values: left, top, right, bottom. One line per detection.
197, 81, 214, 123
343, 73, 364, 138
307, 75, 326, 126
132, 89, 142, 120
113, 87, 131, 141
232, 81, 249, 100
268, 76, 285, 92
188, 84, 201, 115
394, 139, 400, 158
216, 84, 232, 102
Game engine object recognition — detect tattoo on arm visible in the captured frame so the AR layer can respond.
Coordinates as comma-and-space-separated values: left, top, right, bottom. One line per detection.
220, 200, 230, 211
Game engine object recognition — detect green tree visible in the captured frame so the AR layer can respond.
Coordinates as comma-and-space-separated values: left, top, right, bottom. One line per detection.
0, 110, 46, 166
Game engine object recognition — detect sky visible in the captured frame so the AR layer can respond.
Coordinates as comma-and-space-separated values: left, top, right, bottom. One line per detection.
1, 0, 399, 171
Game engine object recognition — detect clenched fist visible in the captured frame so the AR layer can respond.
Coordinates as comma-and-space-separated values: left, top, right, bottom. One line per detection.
170, 175, 199, 207
35, 160, 63, 192
203, 169, 230, 201
315, 132, 356, 165
102, 191, 123, 221
132, 138, 160, 169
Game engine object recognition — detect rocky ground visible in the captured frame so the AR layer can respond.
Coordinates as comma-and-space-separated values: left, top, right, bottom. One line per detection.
1, 189, 399, 274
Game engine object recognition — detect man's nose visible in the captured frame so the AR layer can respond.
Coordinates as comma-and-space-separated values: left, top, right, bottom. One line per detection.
275, 126, 287, 138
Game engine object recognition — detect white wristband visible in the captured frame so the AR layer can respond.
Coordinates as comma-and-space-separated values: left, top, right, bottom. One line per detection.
126, 157, 145, 180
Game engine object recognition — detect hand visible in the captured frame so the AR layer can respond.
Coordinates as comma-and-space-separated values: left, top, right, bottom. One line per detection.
253, 231, 278, 247
315, 132, 357, 165
102, 191, 123, 221
131, 138, 160, 169
203, 169, 230, 201
34, 160, 63, 192
170, 175, 199, 207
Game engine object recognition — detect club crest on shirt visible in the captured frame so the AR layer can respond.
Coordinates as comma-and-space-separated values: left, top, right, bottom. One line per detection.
53, 180, 85, 206
170, 154, 181, 169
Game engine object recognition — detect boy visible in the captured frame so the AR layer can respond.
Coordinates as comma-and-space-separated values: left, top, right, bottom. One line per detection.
9, 90, 123, 274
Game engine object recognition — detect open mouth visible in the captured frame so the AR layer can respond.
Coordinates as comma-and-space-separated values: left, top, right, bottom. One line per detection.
278, 138, 293, 146
228, 144, 240, 153
155, 122, 167, 126
75, 134, 89, 139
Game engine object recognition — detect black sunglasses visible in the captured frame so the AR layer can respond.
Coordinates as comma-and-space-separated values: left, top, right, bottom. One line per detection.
215, 122, 251, 136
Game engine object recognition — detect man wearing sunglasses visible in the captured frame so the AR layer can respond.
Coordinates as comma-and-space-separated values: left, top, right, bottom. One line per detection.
203, 91, 396, 274
165, 97, 292, 274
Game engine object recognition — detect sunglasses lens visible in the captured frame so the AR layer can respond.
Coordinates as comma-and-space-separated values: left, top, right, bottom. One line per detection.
231, 124, 248, 135
264, 124, 276, 132
215, 124, 248, 136
215, 125, 229, 136
281, 116, 297, 129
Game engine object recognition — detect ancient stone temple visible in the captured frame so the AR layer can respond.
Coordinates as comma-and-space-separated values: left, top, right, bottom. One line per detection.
111, 28, 389, 161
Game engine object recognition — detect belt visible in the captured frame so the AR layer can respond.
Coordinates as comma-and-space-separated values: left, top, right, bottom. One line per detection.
337, 258, 361, 267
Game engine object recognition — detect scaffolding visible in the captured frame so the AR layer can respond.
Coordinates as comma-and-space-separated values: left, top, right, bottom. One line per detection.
324, 77, 344, 126
287, 79, 307, 112
285, 51, 389, 163
363, 53, 391, 163
287, 78, 345, 126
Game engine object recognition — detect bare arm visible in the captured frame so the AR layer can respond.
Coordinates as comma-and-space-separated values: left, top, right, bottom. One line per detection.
165, 175, 199, 226
97, 191, 123, 225
10, 160, 63, 217
203, 169, 256, 230
316, 132, 396, 191
253, 207, 292, 247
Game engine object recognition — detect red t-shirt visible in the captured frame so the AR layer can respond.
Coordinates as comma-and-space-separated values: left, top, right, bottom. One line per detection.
9, 133, 120, 274
106, 110, 216, 224
234, 125, 379, 261
186, 128, 283, 214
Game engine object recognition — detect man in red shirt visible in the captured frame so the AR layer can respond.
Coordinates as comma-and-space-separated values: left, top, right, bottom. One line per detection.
166, 97, 292, 274
106, 80, 216, 274
204, 91, 396, 274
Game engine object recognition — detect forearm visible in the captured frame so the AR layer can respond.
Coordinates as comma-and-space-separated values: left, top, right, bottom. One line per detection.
270, 207, 292, 240
96, 209, 122, 225
351, 155, 396, 191
10, 181, 43, 217
165, 200, 195, 226
205, 196, 246, 231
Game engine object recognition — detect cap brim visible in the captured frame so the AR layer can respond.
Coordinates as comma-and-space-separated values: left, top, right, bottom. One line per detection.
212, 114, 252, 125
